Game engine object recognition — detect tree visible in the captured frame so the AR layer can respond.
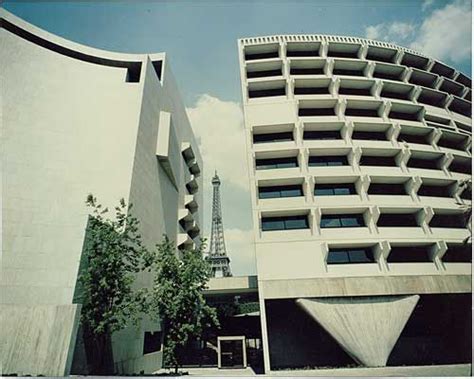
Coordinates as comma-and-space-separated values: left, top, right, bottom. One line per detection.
79, 195, 148, 374
147, 237, 219, 374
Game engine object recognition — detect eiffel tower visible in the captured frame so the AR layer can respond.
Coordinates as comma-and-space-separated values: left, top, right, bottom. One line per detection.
206, 171, 232, 277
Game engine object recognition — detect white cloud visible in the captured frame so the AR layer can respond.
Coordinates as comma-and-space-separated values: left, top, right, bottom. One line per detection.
422, 0, 435, 11
410, 0, 471, 63
187, 94, 256, 276
364, 21, 416, 43
365, 0, 471, 65
186, 94, 248, 191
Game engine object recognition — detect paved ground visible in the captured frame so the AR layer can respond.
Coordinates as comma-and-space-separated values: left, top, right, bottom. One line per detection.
155, 363, 471, 377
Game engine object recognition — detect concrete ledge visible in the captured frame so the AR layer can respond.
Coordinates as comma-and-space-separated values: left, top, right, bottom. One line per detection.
0, 304, 81, 376
269, 363, 472, 377
205, 275, 258, 295
262, 274, 471, 299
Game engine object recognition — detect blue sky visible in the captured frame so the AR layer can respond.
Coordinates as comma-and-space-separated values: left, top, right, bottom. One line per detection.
4, 0, 472, 275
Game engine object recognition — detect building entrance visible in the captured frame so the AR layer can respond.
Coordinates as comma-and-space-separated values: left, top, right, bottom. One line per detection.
218, 336, 247, 368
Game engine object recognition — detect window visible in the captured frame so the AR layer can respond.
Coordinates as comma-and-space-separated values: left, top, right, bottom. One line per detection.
460, 187, 471, 200
368, 183, 406, 195
308, 155, 348, 167
290, 67, 325, 75
247, 69, 282, 79
360, 155, 397, 166
298, 108, 336, 116
294, 86, 330, 95
418, 184, 452, 198
430, 214, 467, 228
303, 130, 341, 140
320, 214, 365, 228
387, 246, 433, 263
345, 108, 379, 117
253, 132, 293, 144
407, 157, 440, 170
443, 244, 472, 263
327, 247, 375, 264
449, 160, 471, 175
437, 137, 465, 151
261, 215, 309, 231
245, 51, 279, 60
143, 331, 162, 355
378, 213, 419, 227
256, 157, 298, 170
248, 87, 286, 98
398, 133, 430, 145
339, 87, 372, 96
352, 131, 387, 141
259, 185, 303, 199
333, 68, 364, 76
315, 183, 356, 196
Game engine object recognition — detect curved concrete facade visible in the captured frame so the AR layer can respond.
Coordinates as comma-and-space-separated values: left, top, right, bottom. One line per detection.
1, 9, 202, 375
238, 35, 471, 373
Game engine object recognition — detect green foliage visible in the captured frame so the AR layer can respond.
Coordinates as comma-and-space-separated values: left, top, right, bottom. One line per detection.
79, 195, 148, 374
147, 236, 219, 373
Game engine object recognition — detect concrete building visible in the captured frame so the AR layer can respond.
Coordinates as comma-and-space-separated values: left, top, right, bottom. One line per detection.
1, 9, 202, 375
238, 35, 472, 374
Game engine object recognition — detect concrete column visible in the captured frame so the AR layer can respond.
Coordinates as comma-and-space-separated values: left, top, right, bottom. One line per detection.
336, 98, 347, 120
342, 120, 354, 143
402, 67, 413, 83
388, 122, 401, 146
395, 148, 411, 172
411, 86, 422, 103
418, 206, 434, 234
429, 128, 442, 149
366, 205, 380, 234
350, 146, 363, 171
441, 152, 454, 175
358, 43, 368, 60
365, 61, 376, 78
430, 240, 448, 271
325, 58, 335, 76
357, 175, 371, 201
257, 288, 271, 374
329, 76, 340, 97
394, 49, 404, 65
381, 100, 392, 121
407, 176, 422, 201
372, 79, 383, 99
314, 207, 322, 236
374, 240, 390, 272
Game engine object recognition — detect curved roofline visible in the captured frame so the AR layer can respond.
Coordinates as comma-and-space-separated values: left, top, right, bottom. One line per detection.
0, 9, 165, 68
238, 34, 470, 79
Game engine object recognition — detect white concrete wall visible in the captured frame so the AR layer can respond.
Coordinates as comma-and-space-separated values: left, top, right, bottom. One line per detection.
1, 9, 203, 375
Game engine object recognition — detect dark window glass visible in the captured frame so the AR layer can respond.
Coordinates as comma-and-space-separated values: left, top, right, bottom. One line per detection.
261, 215, 309, 231
303, 130, 341, 140
333, 68, 364, 76
287, 50, 319, 57
339, 87, 372, 96
143, 331, 162, 354
327, 247, 375, 264
430, 214, 467, 228
298, 108, 336, 116
245, 51, 279, 60
389, 111, 419, 121
294, 87, 330, 95
407, 157, 440, 170
387, 246, 433, 263
249, 87, 286, 98
368, 183, 406, 195
418, 184, 452, 198
443, 244, 472, 263
460, 187, 471, 200
449, 160, 471, 174
255, 157, 298, 170
380, 89, 410, 101
309, 155, 348, 167
247, 69, 282, 79
437, 137, 465, 150
345, 108, 379, 117
373, 70, 403, 81
258, 185, 303, 199
378, 213, 419, 227
398, 133, 430, 145
360, 155, 397, 166
321, 214, 365, 228
315, 183, 356, 196
253, 132, 293, 144
352, 131, 387, 141
290, 67, 325, 75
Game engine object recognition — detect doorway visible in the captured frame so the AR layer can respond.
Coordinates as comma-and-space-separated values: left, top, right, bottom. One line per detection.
218, 336, 247, 369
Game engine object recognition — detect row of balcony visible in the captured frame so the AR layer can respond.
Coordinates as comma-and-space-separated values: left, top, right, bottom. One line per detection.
242, 40, 471, 90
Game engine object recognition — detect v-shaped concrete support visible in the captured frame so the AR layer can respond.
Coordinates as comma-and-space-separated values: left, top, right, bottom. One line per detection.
296, 295, 419, 367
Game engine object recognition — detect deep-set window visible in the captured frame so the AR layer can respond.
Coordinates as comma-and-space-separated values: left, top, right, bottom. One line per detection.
360, 155, 397, 167
258, 185, 303, 199
442, 244, 472, 263
253, 132, 293, 144
368, 183, 407, 195
377, 213, 419, 227
255, 157, 298, 170
352, 131, 387, 141
308, 155, 348, 167
429, 214, 467, 228
407, 157, 440, 170
314, 183, 356, 196
418, 184, 452, 198
320, 214, 365, 228
387, 246, 433, 263
261, 215, 309, 231
398, 133, 430, 145
327, 247, 375, 264
143, 331, 162, 355
303, 130, 342, 140
449, 160, 471, 175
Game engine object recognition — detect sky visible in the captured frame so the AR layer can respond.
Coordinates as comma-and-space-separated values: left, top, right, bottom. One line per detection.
4, 0, 472, 275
